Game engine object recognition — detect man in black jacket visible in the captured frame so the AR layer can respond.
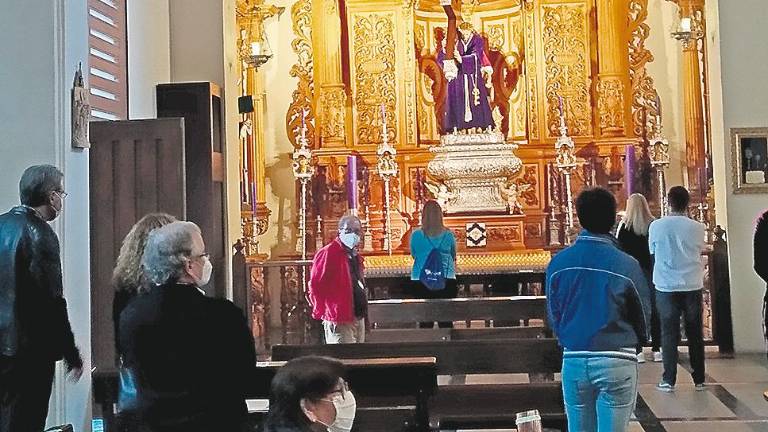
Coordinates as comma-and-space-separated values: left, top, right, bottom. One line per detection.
0, 165, 83, 432
119, 221, 256, 431
753, 209, 768, 400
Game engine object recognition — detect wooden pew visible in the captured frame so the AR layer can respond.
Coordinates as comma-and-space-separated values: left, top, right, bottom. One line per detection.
271, 338, 565, 431
92, 357, 437, 432
366, 326, 549, 343
368, 296, 548, 326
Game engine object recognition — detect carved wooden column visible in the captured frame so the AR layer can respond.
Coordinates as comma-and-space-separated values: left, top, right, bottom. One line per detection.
670, 0, 706, 199
595, 0, 633, 138
313, 0, 348, 148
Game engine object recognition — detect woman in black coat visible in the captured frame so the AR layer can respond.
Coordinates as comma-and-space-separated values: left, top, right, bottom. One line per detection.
616, 193, 661, 363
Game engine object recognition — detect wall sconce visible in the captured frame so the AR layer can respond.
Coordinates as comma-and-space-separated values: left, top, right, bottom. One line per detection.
671, 15, 704, 48
246, 33, 273, 69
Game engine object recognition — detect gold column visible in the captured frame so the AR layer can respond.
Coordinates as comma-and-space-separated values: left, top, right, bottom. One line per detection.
595, 0, 632, 138
671, 0, 706, 199
313, 0, 348, 148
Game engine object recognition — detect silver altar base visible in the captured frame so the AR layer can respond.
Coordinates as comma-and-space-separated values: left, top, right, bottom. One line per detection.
427, 132, 523, 214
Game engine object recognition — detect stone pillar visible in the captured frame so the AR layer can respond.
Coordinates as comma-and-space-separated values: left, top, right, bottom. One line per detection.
595, 0, 633, 138
313, 0, 348, 148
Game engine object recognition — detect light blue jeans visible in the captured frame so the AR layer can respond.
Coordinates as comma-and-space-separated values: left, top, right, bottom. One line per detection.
561, 356, 638, 432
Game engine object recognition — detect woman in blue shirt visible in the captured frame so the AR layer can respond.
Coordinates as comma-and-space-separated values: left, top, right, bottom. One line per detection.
410, 200, 457, 328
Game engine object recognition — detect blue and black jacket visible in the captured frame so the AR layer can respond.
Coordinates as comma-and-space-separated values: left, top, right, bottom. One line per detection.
546, 231, 651, 361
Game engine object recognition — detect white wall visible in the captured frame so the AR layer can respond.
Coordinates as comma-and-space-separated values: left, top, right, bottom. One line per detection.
717, 0, 768, 353
0, 0, 92, 430
127, 0, 171, 119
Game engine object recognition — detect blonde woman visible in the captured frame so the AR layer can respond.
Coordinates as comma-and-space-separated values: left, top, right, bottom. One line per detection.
410, 200, 457, 328
617, 193, 660, 363
112, 213, 176, 355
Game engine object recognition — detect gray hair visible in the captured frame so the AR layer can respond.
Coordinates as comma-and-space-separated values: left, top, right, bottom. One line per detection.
338, 214, 361, 231
142, 221, 201, 286
19, 165, 63, 206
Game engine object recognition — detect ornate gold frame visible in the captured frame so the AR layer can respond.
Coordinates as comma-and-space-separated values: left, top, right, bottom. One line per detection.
731, 127, 768, 194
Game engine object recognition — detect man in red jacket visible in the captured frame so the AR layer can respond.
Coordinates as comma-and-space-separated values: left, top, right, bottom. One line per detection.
309, 215, 368, 343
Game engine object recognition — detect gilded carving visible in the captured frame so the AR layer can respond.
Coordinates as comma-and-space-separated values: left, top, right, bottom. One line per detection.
542, 5, 591, 137
524, 5, 538, 139
597, 77, 626, 134
319, 85, 346, 139
487, 24, 506, 51
488, 226, 522, 242
628, 0, 660, 137
249, 266, 268, 350
286, 0, 315, 148
512, 165, 539, 206
352, 13, 398, 144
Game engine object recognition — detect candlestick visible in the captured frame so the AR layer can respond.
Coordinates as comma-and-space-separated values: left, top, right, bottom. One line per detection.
300, 109, 307, 142
655, 94, 662, 120
625, 145, 636, 195
347, 155, 358, 213
558, 96, 564, 118
251, 183, 257, 213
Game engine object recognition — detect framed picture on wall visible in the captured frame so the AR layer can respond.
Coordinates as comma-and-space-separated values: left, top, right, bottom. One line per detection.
731, 127, 768, 194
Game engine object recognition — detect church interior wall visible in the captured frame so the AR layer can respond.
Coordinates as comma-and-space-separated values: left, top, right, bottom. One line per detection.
127, 0, 171, 119
260, 0, 303, 326
644, 0, 685, 189
0, 1, 93, 430
717, 0, 768, 353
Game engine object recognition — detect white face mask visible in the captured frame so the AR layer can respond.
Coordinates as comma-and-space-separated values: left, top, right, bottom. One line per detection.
196, 256, 212, 287
339, 232, 360, 249
320, 389, 356, 432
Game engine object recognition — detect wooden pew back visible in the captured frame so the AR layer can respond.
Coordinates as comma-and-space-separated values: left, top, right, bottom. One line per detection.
368, 296, 548, 326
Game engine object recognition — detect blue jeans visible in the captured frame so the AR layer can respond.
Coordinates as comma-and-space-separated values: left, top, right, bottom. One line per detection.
562, 356, 638, 432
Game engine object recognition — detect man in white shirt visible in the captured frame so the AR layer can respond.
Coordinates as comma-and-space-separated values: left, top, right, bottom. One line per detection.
649, 186, 707, 392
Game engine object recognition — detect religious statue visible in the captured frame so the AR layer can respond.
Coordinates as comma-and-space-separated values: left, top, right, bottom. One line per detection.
71, 63, 90, 149
424, 182, 457, 209
500, 182, 531, 215
438, 21, 495, 134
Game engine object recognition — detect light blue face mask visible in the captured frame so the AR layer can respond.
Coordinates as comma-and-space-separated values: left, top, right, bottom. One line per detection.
339, 232, 360, 249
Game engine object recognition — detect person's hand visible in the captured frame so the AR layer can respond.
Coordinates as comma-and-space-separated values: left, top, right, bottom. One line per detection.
454, 49, 462, 63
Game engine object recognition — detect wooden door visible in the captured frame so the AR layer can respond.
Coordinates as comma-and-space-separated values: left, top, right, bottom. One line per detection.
89, 118, 186, 369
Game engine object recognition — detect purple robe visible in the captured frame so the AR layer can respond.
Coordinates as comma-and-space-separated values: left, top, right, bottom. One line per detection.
438, 33, 494, 133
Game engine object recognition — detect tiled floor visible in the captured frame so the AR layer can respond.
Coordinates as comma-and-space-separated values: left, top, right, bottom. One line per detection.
455, 350, 768, 431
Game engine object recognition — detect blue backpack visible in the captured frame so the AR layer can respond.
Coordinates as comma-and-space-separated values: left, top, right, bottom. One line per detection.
420, 234, 446, 291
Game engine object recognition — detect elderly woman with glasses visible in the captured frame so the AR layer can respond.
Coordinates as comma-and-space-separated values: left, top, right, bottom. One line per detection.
118, 221, 256, 431
262, 356, 356, 432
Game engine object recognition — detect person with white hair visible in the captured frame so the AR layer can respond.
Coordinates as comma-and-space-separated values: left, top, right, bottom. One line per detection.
119, 221, 256, 431
308, 214, 368, 344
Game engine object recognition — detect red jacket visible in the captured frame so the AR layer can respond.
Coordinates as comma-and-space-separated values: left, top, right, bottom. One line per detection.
308, 238, 364, 324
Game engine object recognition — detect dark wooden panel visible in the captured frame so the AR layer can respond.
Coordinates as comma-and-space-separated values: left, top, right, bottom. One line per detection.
89, 118, 185, 370
271, 338, 562, 375
368, 296, 548, 324
365, 326, 549, 343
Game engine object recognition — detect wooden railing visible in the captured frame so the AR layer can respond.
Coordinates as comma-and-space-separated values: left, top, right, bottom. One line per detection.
232, 228, 734, 354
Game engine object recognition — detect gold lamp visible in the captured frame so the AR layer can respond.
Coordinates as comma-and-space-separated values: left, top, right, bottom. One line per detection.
238, 2, 284, 69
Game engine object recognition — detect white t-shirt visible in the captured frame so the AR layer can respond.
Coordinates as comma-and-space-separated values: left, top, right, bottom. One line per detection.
648, 214, 706, 291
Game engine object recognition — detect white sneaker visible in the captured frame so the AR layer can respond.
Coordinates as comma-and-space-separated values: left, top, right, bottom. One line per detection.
653, 351, 663, 362
637, 352, 646, 363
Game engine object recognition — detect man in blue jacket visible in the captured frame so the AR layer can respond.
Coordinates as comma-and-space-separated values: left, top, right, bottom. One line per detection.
546, 187, 651, 432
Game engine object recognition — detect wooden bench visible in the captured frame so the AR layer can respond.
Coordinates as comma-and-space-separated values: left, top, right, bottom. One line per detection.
93, 357, 437, 432
366, 326, 549, 343
272, 338, 566, 431
368, 295, 548, 325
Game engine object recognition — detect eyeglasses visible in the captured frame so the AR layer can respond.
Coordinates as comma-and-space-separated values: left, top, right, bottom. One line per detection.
55, 190, 68, 199
193, 252, 210, 259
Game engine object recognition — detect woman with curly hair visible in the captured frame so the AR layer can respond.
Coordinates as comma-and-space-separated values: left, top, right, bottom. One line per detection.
112, 213, 176, 356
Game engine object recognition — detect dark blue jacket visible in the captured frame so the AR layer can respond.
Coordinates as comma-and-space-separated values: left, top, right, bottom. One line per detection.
546, 231, 651, 360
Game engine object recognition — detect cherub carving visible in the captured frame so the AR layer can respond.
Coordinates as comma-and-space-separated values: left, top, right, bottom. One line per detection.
500, 182, 531, 215
424, 182, 457, 210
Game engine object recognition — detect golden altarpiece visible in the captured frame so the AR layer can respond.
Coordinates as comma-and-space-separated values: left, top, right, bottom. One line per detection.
274, 0, 662, 255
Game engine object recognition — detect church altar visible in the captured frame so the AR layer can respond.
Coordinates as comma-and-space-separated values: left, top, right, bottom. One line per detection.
364, 249, 550, 277
233, 0, 699, 262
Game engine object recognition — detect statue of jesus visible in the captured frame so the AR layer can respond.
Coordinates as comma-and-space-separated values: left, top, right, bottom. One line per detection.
438, 21, 495, 133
